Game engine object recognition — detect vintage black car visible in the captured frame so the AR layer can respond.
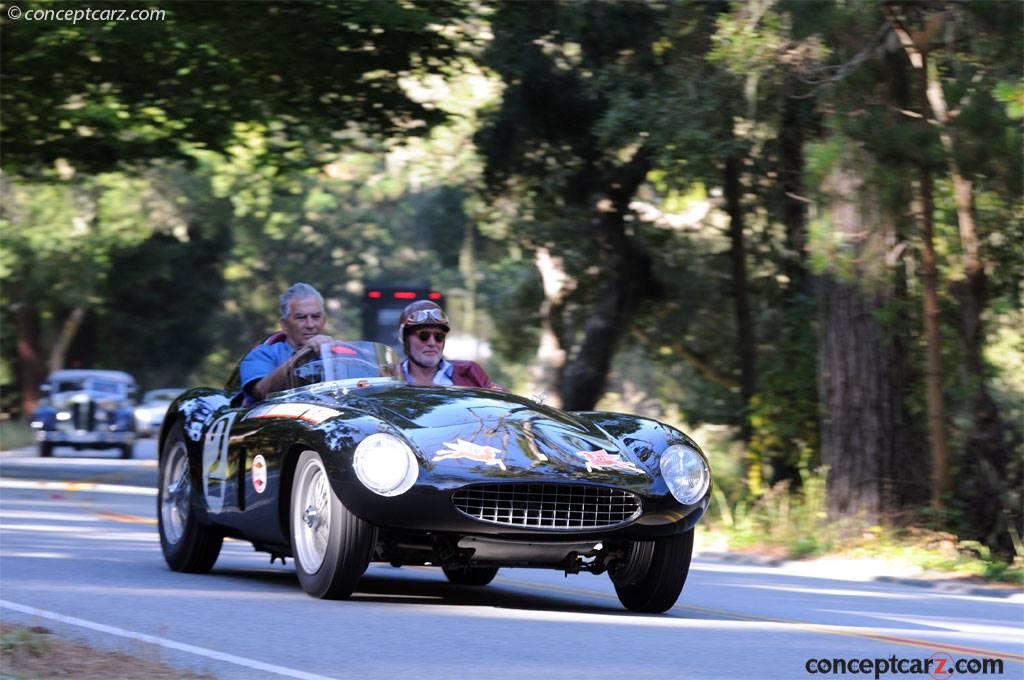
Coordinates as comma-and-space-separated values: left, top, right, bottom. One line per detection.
157, 341, 711, 613
30, 369, 138, 458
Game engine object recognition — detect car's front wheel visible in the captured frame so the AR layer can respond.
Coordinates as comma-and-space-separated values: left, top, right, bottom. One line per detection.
119, 443, 133, 459
158, 424, 223, 572
442, 565, 499, 586
38, 442, 52, 458
612, 529, 694, 613
291, 450, 376, 599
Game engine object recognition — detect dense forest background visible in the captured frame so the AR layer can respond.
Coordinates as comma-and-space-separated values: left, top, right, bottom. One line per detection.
2, 1, 1021, 556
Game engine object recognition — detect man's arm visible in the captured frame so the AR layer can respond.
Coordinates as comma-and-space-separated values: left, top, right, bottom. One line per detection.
248, 336, 333, 401
249, 356, 296, 401
453, 360, 506, 391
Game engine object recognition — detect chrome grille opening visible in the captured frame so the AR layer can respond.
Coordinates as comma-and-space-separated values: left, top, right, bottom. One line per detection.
72, 401, 95, 430
452, 483, 642, 530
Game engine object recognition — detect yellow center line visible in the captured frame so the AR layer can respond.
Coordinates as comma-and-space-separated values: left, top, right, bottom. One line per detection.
96, 511, 157, 525
495, 577, 1024, 663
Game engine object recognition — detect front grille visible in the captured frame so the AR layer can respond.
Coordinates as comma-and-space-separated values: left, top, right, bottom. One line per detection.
71, 401, 95, 430
452, 483, 642, 530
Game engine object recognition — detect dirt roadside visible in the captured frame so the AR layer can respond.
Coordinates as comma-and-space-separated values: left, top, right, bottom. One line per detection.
0, 624, 215, 679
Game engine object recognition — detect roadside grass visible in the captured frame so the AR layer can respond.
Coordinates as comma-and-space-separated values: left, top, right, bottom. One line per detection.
0, 624, 215, 679
707, 468, 1024, 586
0, 419, 35, 451
1, 625, 51, 658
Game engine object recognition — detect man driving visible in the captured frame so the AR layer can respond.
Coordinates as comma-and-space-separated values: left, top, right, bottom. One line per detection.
240, 282, 334, 401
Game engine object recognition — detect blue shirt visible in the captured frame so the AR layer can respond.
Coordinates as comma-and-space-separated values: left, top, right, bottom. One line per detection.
401, 358, 454, 385
240, 341, 298, 399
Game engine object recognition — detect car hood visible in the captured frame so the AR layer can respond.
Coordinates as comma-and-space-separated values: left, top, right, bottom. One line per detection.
49, 391, 124, 409
333, 384, 658, 486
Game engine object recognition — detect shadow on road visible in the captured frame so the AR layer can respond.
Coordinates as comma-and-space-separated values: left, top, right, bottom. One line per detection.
210, 565, 714, 619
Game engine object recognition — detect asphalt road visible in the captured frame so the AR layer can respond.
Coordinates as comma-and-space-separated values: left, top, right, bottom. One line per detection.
1, 441, 1022, 679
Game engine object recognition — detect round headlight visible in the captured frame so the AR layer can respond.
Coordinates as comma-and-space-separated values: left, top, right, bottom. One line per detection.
353, 433, 419, 497
659, 444, 710, 505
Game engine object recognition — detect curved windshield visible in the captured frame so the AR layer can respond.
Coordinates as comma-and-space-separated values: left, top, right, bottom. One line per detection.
289, 341, 400, 388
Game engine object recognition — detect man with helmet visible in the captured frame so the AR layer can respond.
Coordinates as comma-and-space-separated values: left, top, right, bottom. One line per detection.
398, 300, 500, 389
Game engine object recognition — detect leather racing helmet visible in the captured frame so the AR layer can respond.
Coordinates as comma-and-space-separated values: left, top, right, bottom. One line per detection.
397, 300, 450, 343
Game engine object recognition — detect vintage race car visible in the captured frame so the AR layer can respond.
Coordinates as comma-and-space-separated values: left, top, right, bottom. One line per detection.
30, 369, 138, 458
157, 341, 711, 613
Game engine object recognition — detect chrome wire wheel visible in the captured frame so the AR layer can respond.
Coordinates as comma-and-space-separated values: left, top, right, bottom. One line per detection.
293, 455, 331, 574
160, 440, 191, 545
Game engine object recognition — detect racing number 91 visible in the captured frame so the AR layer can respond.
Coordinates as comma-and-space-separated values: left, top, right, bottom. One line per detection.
202, 412, 238, 512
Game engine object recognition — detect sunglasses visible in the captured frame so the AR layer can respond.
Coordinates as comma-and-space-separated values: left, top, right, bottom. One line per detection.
415, 330, 447, 343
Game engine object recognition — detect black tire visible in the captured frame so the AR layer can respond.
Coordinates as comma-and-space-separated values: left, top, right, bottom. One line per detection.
119, 443, 133, 459
158, 424, 223, 573
39, 442, 53, 458
291, 450, 376, 599
443, 565, 499, 586
613, 529, 694, 613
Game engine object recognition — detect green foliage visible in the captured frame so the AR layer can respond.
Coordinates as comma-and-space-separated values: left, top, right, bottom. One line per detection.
994, 79, 1024, 119
715, 466, 833, 558
0, 419, 35, 451
1, 625, 51, 657
747, 316, 820, 488
2, 1, 466, 174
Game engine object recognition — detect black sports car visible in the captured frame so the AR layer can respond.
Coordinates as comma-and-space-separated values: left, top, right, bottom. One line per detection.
157, 341, 711, 613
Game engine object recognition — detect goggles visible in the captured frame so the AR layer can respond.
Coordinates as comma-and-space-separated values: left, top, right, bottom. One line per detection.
402, 308, 449, 326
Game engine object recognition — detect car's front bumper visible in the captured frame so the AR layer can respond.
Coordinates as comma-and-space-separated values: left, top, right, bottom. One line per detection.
36, 430, 135, 445
339, 480, 711, 541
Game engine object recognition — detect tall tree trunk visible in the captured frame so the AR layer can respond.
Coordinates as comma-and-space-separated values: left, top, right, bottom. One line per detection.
558, 149, 657, 411
725, 154, 761, 496
885, 5, 1010, 542
916, 166, 951, 509
532, 247, 570, 408
49, 306, 86, 373
15, 298, 45, 418
725, 156, 757, 442
779, 87, 809, 290
817, 160, 901, 523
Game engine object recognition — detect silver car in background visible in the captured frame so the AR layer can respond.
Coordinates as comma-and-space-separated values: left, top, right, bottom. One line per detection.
134, 388, 186, 437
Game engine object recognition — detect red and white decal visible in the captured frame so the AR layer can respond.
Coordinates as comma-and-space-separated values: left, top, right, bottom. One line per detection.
576, 449, 643, 474
244, 404, 340, 424
433, 439, 506, 471
298, 406, 341, 424
252, 454, 267, 493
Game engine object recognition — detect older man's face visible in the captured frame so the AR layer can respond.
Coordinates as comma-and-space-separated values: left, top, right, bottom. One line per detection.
407, 326, 446, 369
281, 297, 325, 348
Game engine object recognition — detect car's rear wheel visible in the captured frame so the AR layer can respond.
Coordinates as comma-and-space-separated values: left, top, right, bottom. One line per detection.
612, 529, 694, 613
38, 442, 53, 458
158, 424, 223, 572
291, 450, 376, 599
442, 565, 499, 586
119, 443, 133, 459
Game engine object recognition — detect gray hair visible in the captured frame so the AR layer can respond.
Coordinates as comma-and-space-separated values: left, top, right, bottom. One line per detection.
279, 282, 324, 319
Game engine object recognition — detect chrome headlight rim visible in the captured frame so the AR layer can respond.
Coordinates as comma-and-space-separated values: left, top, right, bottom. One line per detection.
353, 432, 419, 497
659, 443, 711, 505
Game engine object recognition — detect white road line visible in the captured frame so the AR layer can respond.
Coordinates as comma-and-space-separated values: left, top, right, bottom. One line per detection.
0, 599, 337, 680
0, 479, 155, 496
